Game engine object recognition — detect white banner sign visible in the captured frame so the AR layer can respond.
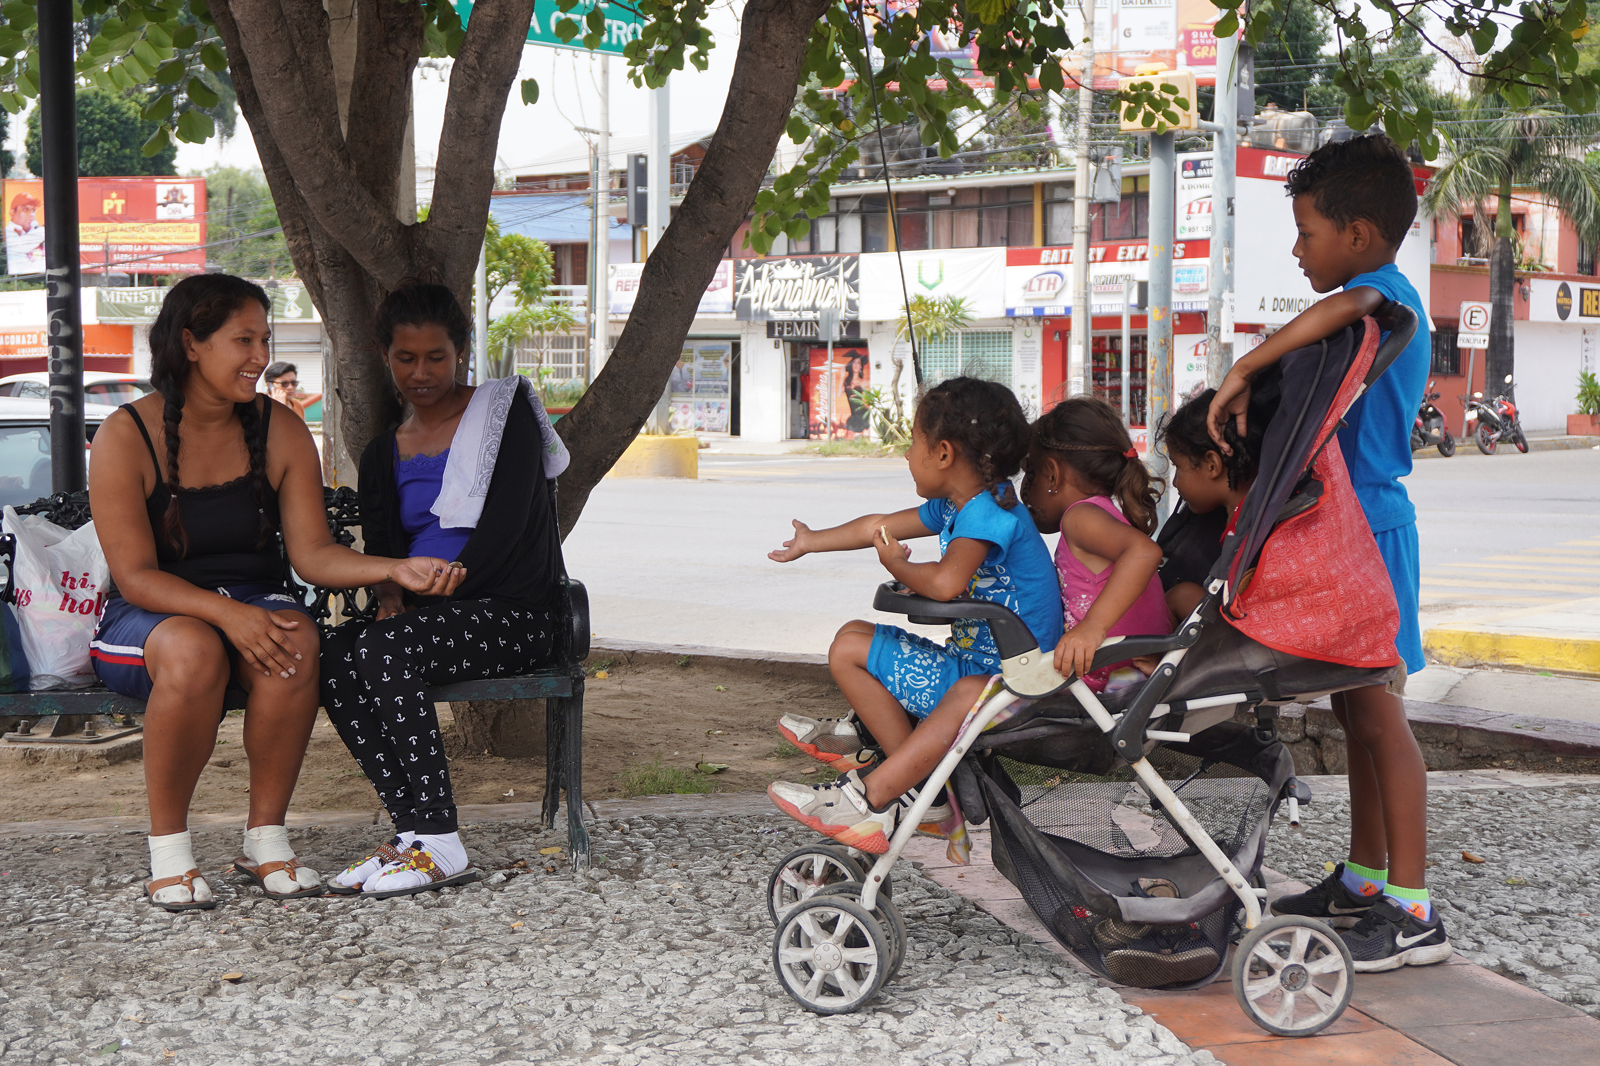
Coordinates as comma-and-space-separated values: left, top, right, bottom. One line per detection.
1176, 152, 1213, 240
859, 248, 1006, 321
611, 260, 733, 316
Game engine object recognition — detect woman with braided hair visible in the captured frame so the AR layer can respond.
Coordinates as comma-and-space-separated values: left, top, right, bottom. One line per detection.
88, 274, 464, 912
1019, 396, 1171, 694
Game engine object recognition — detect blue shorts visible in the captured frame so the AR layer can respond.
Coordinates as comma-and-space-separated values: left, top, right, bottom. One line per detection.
90, 583, 310, 700
866, 624, 997, 718
1372, 523, 1424, 674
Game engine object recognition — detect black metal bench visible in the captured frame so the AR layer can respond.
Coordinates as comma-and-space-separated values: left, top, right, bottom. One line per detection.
0, 487, 593, 867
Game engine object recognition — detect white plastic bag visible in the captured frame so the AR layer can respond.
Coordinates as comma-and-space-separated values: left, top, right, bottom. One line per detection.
2, 506, 108, 690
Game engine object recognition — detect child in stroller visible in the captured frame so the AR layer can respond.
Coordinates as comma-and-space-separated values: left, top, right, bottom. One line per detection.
763, 302, 1419, 1037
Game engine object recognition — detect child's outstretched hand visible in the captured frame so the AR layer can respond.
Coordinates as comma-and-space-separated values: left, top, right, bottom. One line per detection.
1207, 368, 1252, 454
768, 520, 816, 563
1054, 621, 1109, 679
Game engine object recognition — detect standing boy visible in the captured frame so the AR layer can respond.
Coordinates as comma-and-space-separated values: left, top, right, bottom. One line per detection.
1208, 134, 1450, 971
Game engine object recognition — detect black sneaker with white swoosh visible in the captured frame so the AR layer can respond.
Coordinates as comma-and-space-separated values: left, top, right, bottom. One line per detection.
1339, 896, 1454, 972
1269, 862, 1382, 928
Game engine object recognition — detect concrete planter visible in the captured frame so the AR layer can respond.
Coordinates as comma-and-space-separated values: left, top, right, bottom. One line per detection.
1568, 413, 1600, 436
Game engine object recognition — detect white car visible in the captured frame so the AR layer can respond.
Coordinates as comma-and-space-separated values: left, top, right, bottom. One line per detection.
0, 396, 119, 509
0, 371, 152, 408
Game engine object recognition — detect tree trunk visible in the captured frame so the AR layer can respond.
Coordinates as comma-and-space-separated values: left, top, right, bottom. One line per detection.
1488, 236, 1517, 395
552, 0, 832, 537
450, 699, 545, 760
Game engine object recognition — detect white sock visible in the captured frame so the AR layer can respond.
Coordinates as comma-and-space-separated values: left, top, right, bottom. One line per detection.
148, 831, 212, 905
334, 832, 417, 890
242, 825, 321, 894
364, 831, 469, 892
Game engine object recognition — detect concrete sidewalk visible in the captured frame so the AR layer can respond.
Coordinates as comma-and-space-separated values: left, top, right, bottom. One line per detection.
1425, 596, 1600, 680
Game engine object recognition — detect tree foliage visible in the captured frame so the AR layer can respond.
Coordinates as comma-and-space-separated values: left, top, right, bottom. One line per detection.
201, 165, 291, 277
23, 86, 177, 176
484, 216, 554, 308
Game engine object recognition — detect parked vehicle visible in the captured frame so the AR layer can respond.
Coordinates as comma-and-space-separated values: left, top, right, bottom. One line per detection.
0, 397, 117, 510
1412, 380, 1455, 456
1461, 374, 1527, 455
0, 372, 152, 407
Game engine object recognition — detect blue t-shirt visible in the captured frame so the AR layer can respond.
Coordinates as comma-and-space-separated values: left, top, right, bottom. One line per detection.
1338, 264, 1430, 533
917, 488, 1064, 663
394, 446, 473, 562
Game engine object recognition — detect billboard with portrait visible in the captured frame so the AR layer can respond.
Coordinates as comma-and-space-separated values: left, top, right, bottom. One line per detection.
3, 177, 208, 277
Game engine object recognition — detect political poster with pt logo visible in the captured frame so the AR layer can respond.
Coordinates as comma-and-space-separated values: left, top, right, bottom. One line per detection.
2, 177, 207, 277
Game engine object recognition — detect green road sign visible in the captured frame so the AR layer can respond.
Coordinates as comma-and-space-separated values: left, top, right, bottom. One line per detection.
454, 1, 645, 55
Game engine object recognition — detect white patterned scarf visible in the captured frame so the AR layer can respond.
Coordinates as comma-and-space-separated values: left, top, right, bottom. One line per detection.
431, 375, 571, 530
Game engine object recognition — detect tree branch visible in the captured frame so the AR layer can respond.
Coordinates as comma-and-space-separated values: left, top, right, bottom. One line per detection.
346, 0, 425, 215
553, 0, 833, 536
420, 0, 540, 284
211, 0, 414, 286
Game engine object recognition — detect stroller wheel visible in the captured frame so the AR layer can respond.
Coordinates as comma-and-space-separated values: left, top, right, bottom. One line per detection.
813, 882, 909, 985
1232, 916, 1354, 1037
767, 845, 891, 925
772, 895, 890, 1014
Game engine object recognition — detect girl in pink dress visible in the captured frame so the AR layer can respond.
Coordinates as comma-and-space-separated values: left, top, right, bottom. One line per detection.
1021, 398, 1172, 692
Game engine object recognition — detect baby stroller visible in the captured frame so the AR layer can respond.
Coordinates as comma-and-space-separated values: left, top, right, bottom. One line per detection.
765, 305, 1417, 1037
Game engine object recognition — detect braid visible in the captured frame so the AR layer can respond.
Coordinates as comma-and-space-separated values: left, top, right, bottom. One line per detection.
236, 398, 273, 548
158, 380, 189, 556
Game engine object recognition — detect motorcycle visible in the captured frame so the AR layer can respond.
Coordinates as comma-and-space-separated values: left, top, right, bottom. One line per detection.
1461, 374, 1528, 455
1412, 380, 1455, 456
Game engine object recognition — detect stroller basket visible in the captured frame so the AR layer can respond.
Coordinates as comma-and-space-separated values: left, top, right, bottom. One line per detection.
975, 721, 1294, 990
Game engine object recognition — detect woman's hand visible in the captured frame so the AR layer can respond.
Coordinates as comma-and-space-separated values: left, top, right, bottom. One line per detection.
387, 557, 467, 599
768, 520, 817, 563
220, 602, 304, 678
1053, 621, 1109, 679
374, 581, 406, 622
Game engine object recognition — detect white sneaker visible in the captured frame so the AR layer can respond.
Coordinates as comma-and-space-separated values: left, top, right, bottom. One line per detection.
768, 770, 899, 854
777, 714, 875, 771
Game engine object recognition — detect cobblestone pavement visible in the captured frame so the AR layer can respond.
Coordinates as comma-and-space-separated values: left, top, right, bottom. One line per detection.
1266, 779, 1600, 1015
0, 814, 1216, 1066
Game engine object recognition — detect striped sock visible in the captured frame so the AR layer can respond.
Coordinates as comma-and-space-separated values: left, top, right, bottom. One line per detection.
1340, 861, 1387, 899
1386, 884, 1433, 922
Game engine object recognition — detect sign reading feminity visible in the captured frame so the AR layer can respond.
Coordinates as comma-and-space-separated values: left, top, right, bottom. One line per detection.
733, 255, 859, 321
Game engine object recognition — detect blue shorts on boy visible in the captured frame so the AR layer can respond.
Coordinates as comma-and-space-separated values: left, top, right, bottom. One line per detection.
867, 488, 1062, 717
90, 583, 310, 700
1340, 264, 1428, 673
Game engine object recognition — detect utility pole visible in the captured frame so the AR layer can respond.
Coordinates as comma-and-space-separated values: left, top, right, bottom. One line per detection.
1148, 129, 1175, 520
592, 54, 612, 381
647, 80, 670, 254
1204, 30, 1239, 387
1070, 0, 1096, 397
40, 0, 84, 493
1120, 277, 1132, 425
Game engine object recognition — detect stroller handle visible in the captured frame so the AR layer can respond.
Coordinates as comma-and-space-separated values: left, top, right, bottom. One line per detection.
1366, 300, 1418, 388
873, 582, 1197, 697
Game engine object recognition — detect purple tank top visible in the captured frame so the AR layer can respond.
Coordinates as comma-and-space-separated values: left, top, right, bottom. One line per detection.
394, 446, 472, 562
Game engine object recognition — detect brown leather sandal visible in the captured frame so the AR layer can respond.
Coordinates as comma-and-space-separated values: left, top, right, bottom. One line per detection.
145, 869, 217, 912
230, 855, 322, 900
327, 840, 408, 895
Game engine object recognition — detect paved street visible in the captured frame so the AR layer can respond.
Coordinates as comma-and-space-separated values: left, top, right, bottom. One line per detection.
564, 446, 1600, 656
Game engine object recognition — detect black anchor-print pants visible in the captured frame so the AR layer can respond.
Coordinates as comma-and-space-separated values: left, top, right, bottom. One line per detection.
320, 598, 555, 834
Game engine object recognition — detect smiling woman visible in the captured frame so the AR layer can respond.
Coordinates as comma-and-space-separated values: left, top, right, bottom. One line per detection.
86, 274, 467, 914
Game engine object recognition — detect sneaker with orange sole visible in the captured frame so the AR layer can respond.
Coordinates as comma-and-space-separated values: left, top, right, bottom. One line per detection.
768, 770, 899, 854
776, 713, 876, 772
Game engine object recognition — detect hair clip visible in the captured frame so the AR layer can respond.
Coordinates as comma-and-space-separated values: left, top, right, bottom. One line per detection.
1123, 448, 1138, 459
969, 418, 978, 423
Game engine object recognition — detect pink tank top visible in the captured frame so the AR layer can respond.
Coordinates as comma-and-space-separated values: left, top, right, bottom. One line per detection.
1057, 496, 1172, 687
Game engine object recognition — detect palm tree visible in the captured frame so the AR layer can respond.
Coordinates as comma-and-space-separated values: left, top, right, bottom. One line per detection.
1425, 94, 1600, 390
893, 294, 974, 418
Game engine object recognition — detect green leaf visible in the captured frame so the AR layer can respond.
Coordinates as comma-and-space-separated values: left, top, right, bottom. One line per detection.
519, 77, 539, 106
132, 38, 163, 70
553, 16, 580, 43
176, 108, 215, 143
155, 59, 187, 86
200, 42, 227, 72
786, 115, 809, 144
187, 76, 220, 108
171, 24, 198, 49
141, 124, 172, 157
142, 93, 174, 122
1214, 11, 1238, 39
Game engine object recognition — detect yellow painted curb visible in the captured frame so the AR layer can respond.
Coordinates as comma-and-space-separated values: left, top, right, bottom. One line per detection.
1424, 626, 1600, 680
604, 434, 699, 479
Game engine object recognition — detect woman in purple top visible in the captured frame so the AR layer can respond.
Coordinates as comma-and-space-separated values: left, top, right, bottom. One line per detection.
320, 282, 564, 898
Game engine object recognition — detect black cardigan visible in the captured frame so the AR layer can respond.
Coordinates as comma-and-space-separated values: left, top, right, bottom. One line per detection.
359, 389, 562, 614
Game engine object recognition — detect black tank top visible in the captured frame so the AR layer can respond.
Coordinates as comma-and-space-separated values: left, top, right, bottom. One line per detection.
125, 402, 285, 588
